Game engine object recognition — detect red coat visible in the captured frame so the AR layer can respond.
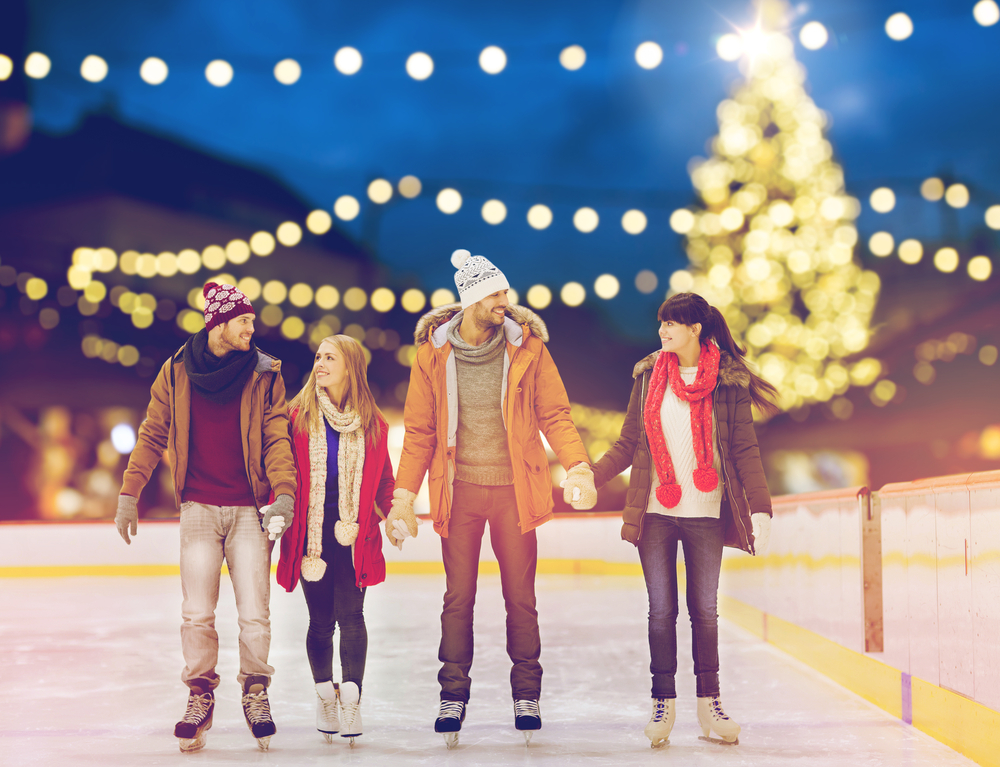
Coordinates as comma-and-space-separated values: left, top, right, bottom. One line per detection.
276, 411, 395, 591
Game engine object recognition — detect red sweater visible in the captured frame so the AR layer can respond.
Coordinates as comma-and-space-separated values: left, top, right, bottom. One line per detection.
183, 388, 255, 506
277, 411, 395, 591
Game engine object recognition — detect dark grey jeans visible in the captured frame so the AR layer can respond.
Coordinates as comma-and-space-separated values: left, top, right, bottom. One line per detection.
438, 481, 541, 702
636, 513, 725, 699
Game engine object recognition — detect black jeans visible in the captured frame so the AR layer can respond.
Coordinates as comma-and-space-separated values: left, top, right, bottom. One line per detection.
438, 481, 541, 702
636, 514, 724, 699
300, 508, 367, 690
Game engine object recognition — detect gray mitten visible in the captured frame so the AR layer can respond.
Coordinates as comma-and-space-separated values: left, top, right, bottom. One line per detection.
261, 494, 294, 541
115, 495, 138, 544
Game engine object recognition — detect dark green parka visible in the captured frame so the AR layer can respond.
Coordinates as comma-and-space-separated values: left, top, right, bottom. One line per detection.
592, 350, 772, 555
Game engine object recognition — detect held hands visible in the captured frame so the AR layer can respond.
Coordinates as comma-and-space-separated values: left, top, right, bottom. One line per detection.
261, 494, 294, 541
385, 488, 418, 550
560, 463, 597, 510
751, 512, 771, 557
115, 495, 138, 544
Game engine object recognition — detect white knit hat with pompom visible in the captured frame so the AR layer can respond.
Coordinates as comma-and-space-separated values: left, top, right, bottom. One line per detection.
450, 249, 510, 309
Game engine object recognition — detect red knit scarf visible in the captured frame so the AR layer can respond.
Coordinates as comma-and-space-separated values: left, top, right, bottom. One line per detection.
643, 343, 720, 508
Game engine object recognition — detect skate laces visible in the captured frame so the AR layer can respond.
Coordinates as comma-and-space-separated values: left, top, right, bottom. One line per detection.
242, 689, 272, 725
438, 700, 465, 720
651, 698, 668, 722
182, 692, 212, 724
319, 695, 340, 721
709, 697, 729, 720
513, 699, 540, 718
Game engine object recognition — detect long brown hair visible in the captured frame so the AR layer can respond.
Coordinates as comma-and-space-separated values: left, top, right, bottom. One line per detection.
657, 293, 780, 417
289, 335, 384, 444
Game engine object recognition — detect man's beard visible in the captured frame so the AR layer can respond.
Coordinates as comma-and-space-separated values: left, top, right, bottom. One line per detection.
472, 305, 503, 332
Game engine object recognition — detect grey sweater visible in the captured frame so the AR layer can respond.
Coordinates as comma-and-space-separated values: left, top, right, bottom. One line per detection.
447, 314, 514, 486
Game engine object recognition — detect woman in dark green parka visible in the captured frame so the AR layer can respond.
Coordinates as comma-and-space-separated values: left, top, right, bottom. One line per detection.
592, 292, 778, 748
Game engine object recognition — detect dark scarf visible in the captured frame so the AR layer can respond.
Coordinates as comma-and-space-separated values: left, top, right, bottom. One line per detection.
183, 329, 258, 404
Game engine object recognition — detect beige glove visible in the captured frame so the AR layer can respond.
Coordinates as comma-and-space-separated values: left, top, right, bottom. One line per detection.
115, 495, 138, 544
751, 512, 771, 556
385, 489, 418, 550
560, 463, 597, 510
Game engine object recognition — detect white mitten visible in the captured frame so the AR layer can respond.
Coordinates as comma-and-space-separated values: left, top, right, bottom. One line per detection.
386, 488, 418, 550
559, 464, 597, 510
751, 512, 771, 557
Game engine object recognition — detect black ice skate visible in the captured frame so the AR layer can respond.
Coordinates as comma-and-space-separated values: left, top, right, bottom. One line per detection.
513, 699, 541, 745
434, 700, 466, 749
241, 676, 276, 751
174, 687, 214, 753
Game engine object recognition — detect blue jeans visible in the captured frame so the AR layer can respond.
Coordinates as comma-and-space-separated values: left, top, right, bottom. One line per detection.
438, 481, 541, 702
637, 514, 724, 699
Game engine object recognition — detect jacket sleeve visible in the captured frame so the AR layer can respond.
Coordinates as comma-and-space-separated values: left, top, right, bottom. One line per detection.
592, 374, 642, 488
374, 425, 396, 518
395, 344, 437, 494
532, 341, 590, 470
120, 358, 173, 499
729, 386, 772, 516
261, 371, 296, 500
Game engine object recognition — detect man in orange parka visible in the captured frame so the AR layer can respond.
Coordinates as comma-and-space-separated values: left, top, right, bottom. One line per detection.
385, 249, 597, 746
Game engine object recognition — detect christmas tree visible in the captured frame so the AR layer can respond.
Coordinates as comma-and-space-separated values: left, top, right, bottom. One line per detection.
670, 0, 882, 414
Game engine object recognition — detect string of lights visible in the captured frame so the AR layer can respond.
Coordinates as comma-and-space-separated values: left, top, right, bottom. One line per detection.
1, 3, 996, 87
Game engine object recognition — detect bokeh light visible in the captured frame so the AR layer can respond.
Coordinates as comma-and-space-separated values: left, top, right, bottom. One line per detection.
437, 188, 462, 214
973, 0, 1000, 26
799, 22, 829, 50
934, 247, 959, 273
527, 285, 552, 309
140, 57, 168, 85
225, 239, 250, 264
315, 286, 340, 310
430, 288, 456, 307
968, 255, 992, 281
885, 13, 914, 40
869, 232, 894, 257
205, 59, 234, 87
371, 287, 396, 312
288, 283, 314, 308
527, 204, 552, 230
944, 183, 969, 208
406, 52, 434, 80
716, 34, 743, 62
561, 282, 586, 307
24, 52, 51, 79
401, 288, 426, 313
986, 205, 1000, 230
398, 175, 422, 198
869, 187, 896, 213
482, 199, 507, 225
559, 45, 586, 70
920, 177, 944, 201
306, 210, 333, 235
250, 231, 275, 256
0, 55, 13, 81
335, 195, 360, 221
635, 270, 658, 294
635, 41, 663, 69
594, 274, 620, 299
622, 209, 647, 234
334, 47, 362, 75
262, 280, 288, 305
276, 221, 303, 246
80, 55, 108, 82
368, 179, 393, 204
274, 58, 301, 85
669, 209, 695, 234
343, 287, 368, 311
573, 207, 599, 233
479, 46, 507, 74
898, 239, 923, 264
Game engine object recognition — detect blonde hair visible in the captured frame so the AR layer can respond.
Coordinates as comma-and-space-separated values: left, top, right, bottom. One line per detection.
289, 335, 384, 444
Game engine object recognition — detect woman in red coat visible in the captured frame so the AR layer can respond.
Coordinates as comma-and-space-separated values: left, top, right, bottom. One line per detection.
276, 335, 395, 744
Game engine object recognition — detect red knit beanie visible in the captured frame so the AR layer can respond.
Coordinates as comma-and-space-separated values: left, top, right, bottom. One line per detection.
203, 282, 255, 331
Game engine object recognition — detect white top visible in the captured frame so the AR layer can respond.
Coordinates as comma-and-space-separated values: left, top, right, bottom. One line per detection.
647, 365, 723, 519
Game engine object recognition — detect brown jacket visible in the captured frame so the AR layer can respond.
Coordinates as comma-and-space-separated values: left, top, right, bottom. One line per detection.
121, 346, 296, 509
592, 350, 772, 554
395, 304, 590, 537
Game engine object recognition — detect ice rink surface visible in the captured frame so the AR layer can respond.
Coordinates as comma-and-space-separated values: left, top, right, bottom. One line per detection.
2, 572, 975, 767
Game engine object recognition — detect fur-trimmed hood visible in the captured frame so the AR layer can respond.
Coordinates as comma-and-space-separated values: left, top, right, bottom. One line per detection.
631, 349, 752, 389
413, 303, 549, 347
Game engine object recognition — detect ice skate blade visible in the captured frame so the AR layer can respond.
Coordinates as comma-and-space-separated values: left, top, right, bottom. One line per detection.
444, 732, 459, 749
256, 736, 272, 751
523, 731, 533, 746
178, 734, 207, 753
322, 732, 333, 743
648, 737, 669, 748
699, 734, 739, 746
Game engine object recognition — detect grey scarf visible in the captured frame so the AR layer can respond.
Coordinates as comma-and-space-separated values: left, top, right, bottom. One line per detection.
447, 311, 506, 364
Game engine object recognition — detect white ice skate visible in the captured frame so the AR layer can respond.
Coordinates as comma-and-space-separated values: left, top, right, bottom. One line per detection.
339, 681, 362, 746
697, 695, 740, 745
315, 681, 340, 742
643, 697, 675, 748
241, 680, 276, 751
513, 699, 541, 745
434, 700, 466, 749
174, 689, 214, 753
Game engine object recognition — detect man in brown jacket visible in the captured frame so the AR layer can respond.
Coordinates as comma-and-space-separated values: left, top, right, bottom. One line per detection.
114, 282, 295, 753
386, 250, 598, 747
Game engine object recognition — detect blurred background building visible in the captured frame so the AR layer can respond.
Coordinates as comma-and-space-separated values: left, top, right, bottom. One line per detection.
0, 0, 997, 520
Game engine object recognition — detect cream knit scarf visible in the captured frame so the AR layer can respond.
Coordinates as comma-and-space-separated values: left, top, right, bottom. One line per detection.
300, 385, 365, 582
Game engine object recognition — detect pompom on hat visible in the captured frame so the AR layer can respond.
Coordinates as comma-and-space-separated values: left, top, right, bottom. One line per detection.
451, 249, 510, 309
202, 281, 255, 332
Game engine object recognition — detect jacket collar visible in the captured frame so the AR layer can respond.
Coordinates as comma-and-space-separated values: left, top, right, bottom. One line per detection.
631, 349, 751, 388
413, 303, 549, 349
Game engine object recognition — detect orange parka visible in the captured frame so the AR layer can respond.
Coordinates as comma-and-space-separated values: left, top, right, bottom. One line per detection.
120, 345, 296, 509
395, 304, 590, 537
